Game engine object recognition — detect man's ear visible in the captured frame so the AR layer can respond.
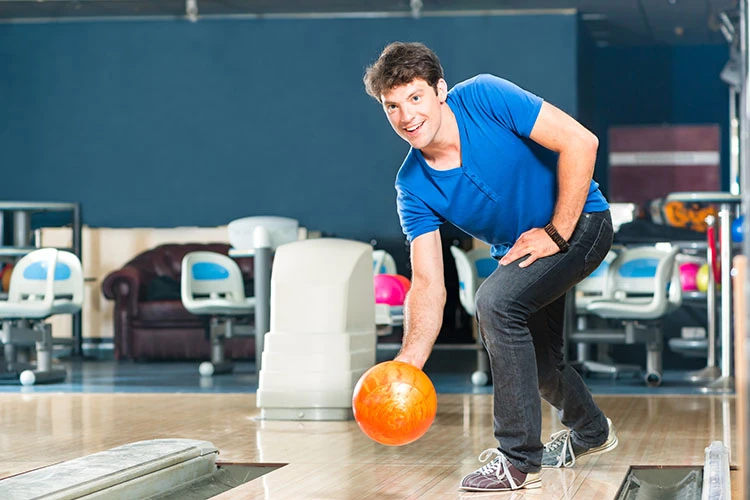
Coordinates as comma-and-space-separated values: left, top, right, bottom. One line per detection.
436, 79, 448, 103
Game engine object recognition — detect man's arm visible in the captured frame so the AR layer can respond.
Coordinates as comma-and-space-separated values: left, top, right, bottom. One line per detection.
499, 101, 599, 268
530, 101, 599, 239
394, 229, 446, 369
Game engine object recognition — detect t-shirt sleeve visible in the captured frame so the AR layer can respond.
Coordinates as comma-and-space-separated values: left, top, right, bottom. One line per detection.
396, 186, 444, 242
470, 74, 543, 138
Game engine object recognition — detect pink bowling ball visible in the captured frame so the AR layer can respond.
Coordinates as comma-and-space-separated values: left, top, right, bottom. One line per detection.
373, 274, 407, 306
679, 262, 701, 292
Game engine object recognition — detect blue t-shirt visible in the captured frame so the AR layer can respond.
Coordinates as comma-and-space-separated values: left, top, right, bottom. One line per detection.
395, 74, 608, 258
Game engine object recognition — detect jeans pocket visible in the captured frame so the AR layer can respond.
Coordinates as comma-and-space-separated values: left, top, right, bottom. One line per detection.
581, 215, 614, 280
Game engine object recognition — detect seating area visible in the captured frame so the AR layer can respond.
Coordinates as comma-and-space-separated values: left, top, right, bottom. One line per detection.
181, 251, 255, 376
0, 248, 84, 385
567, 244, 683, 387
101, 242, 256, 362
0, 220, 718, 392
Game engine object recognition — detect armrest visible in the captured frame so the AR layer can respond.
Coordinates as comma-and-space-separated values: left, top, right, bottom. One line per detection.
101, 266, 154, 316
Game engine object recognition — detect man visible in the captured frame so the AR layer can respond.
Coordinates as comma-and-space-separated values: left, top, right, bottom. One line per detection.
363, 41, 618, 492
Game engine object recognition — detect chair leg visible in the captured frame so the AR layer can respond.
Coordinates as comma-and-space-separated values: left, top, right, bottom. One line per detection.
575, 340, 640, 380
210, 318, 225, 365
472, 345, 490, 386
581, 360, 618, 375
1, 322, 25, 376
1, 343, 20, 379
17, 323, 67, 386
198, 318, 234, 377
645, 339, 663, 387
35, 323, 54, 373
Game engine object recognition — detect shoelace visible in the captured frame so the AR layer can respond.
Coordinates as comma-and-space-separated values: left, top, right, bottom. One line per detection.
476, 448, 519, 489
543, 429, 576, 467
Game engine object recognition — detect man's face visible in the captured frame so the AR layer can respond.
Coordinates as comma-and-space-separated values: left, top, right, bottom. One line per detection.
381, 78, 447, 150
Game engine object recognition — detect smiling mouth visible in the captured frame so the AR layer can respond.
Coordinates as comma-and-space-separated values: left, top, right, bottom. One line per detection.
404, 122, 424, 134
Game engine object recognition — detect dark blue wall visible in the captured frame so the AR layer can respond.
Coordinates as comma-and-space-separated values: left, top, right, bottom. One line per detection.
0, 13, 579, 241
672, 45, 732, 192
576, 16, 599, 183
576, 15, 595, 128
591, 44, 730, 195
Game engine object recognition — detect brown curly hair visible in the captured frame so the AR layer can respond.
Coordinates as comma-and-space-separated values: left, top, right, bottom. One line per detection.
363, 42, 444, 102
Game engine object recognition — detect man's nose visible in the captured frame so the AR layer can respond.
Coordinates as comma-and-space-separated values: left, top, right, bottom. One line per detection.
400, 105, 415, 124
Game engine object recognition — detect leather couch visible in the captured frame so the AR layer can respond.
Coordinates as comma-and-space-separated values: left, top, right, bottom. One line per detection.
101, 242, 255, 361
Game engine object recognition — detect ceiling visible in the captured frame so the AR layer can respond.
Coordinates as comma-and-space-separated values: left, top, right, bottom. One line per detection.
0, 0, 741, 46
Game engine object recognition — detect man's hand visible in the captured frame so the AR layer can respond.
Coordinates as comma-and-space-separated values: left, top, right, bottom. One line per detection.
499, 227, 559, 268
394, 352, 424, 369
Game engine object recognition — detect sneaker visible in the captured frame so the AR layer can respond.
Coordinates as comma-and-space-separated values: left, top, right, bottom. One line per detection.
541, 417, 618, 468
460, 449, 542, 492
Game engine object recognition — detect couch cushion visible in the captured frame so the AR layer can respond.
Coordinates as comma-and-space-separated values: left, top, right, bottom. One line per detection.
146, 276, 181, 301
128, 243, 239, 283
136, 300, 202, 323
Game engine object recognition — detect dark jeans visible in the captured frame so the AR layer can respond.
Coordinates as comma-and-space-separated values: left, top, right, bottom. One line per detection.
474, 210, 614, 473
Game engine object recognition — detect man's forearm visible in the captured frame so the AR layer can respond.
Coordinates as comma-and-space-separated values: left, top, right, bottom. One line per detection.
551, 139, 597, 240
396, 284, 446, 369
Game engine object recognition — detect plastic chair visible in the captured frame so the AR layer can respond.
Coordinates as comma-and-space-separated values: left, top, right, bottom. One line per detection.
569, 245, 682, 386
372, 249, 397, 275
450, 246, 497, 316
226, 217, 300, 375
574, 251, 618, 312
450, 245, 498, 385
181, 251, 255, 376
372, 249, 401, 333
227, 216, 299, 251
569, 250, 631, 376
49, 250, 85, 315
0, 248, 83, 385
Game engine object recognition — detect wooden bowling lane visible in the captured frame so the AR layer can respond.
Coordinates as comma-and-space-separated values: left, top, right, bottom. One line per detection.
0, 393, 737, 499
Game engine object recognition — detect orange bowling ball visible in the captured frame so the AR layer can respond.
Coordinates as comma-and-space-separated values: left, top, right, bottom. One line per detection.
352, 360, 437, 446
1, 263, 12, 292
